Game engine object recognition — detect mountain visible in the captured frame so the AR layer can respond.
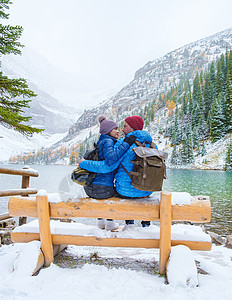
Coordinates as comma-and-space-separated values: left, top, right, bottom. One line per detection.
5, 28, 232, 169
1, 47, 83, 134
68, 28, 232, 135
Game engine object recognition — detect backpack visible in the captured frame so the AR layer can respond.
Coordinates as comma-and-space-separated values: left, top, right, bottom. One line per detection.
71, 143, 98, 186
120, 141, 168, 192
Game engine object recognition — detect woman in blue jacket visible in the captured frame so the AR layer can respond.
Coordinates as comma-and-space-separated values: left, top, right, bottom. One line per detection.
83, 115, 136, 230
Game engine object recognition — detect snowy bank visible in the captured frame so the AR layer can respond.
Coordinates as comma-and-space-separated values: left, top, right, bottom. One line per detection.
0, 242, 232, 300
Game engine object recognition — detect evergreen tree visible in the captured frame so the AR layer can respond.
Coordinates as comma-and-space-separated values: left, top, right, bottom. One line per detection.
210, 94, 226, 142
198, 140, 207, 157
203, 73, 212, 120
0, 0, 43, 136
192, 126, 200, 149
193, 73, 200, 103
225, 69, 232, 132
170, 145, 181, 165
181, 132, 194, 164
225, 139, 232, 171
209, 62, 216, 102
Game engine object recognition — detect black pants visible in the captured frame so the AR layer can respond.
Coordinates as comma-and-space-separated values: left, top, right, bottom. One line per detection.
84, 184, 116, 199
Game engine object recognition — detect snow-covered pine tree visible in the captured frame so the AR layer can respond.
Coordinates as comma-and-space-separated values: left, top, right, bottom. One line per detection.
170, 145, 181, 165
225, 139, 232, 171
210, 93, 226, 142
198, 140, 207, 157
225, 69, 232, 133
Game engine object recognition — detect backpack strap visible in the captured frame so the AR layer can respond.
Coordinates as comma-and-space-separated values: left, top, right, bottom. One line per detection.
120, 163, 132, 180
135, 140, 157, 149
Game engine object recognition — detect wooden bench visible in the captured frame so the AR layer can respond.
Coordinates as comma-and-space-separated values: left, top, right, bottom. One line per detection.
9, 191, 212, 275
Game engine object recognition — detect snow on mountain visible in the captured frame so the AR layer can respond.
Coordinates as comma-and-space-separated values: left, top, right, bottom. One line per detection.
69, 28, 232, 135
0, 124, 67, 163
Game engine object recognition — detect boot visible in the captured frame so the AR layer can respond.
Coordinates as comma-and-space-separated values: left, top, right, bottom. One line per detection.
96, 218, 105, 229
105, 219, 119, 231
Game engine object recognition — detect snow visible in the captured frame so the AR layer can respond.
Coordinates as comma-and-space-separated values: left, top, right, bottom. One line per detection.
13, 241, 41, 276
0, 124, 67, 162
171, 192, 192, 205
167, 245, 198, 287
36, 189, 48, 197
13, 220, 211, 242
0, 241, 232, 299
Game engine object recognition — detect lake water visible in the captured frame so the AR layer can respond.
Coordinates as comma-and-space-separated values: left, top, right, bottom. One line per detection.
1, 165, 231, 236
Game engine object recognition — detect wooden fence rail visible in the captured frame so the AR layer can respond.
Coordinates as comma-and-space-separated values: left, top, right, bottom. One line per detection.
0, 166, 39, 225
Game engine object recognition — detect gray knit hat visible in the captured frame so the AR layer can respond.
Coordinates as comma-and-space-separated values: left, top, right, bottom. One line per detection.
98, 115, 117, 135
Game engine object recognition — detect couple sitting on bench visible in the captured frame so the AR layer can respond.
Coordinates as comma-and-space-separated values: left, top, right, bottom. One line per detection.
79, 114, 157, 231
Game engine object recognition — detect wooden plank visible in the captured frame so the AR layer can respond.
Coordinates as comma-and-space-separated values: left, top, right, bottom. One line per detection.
37, 195, 54, 267
11, 232, 212, 251
0, 213, 11, 221
19, 168, 30, 225
32, 251, 44, 275
159, 191, 172, 275
0, 167, 39, 177
8, 196, 211, 222
0, 189, 37, 197
172, 196, 211, 222
49, 197, 160, 221
9, 196, 38, 217
171, 240, 212, 251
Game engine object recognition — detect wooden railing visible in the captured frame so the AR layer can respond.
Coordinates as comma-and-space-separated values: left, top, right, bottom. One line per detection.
0, 166, 39, 225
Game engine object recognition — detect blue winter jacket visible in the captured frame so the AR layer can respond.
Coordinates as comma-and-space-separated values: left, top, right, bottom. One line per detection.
80, 130, 155, 197
91, 134, 130, 187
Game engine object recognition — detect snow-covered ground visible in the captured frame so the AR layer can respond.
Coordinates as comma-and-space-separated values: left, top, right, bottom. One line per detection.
0, 241, 231, 300
1, 189, 231, 299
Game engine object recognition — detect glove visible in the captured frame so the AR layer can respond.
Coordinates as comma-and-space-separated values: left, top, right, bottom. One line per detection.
124, 135, 137, 146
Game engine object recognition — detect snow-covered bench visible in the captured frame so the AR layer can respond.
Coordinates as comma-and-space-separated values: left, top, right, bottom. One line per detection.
9, 191, 212, 275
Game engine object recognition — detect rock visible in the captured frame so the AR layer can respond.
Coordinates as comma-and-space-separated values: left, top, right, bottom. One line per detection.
207, 231, 224, 245
225, 235, 232, 249
0, 230, 13, 245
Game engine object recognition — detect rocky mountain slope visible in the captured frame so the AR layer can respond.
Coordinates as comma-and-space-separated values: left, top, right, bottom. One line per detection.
68, 28, 232, 136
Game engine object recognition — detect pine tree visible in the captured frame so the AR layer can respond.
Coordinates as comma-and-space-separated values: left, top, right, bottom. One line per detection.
225, 139, 232, 171
170, 145, 181, 165
0, 0, 43, 136
210, 94, 226, 142
209, 62, 216, 102
198, 140, 207, 157
225, 70, 232, 132
203, 73, 212, 120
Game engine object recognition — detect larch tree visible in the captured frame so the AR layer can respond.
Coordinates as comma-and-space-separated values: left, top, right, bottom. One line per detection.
0, 0, 43, 136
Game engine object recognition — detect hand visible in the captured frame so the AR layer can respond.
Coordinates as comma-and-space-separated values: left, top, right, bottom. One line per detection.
78, 159, 84, 167
124, 135, 137, 146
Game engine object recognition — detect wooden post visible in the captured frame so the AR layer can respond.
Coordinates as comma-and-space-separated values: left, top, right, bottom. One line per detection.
19, 166, 30, 225
159, 191, 172, 275
36, 194, 54, 267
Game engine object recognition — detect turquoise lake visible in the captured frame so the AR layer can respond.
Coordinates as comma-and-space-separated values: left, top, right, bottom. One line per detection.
0, 165, 231, 236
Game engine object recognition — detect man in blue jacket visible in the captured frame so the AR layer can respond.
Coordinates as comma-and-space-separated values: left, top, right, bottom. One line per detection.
80, 115, 155, 229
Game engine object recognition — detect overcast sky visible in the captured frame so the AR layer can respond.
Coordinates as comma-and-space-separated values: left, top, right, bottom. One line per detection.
7, 0, 232, 106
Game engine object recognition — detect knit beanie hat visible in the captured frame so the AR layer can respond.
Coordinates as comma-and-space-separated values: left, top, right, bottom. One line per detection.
98, 115, 118, 135
125, 115, 144, 130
